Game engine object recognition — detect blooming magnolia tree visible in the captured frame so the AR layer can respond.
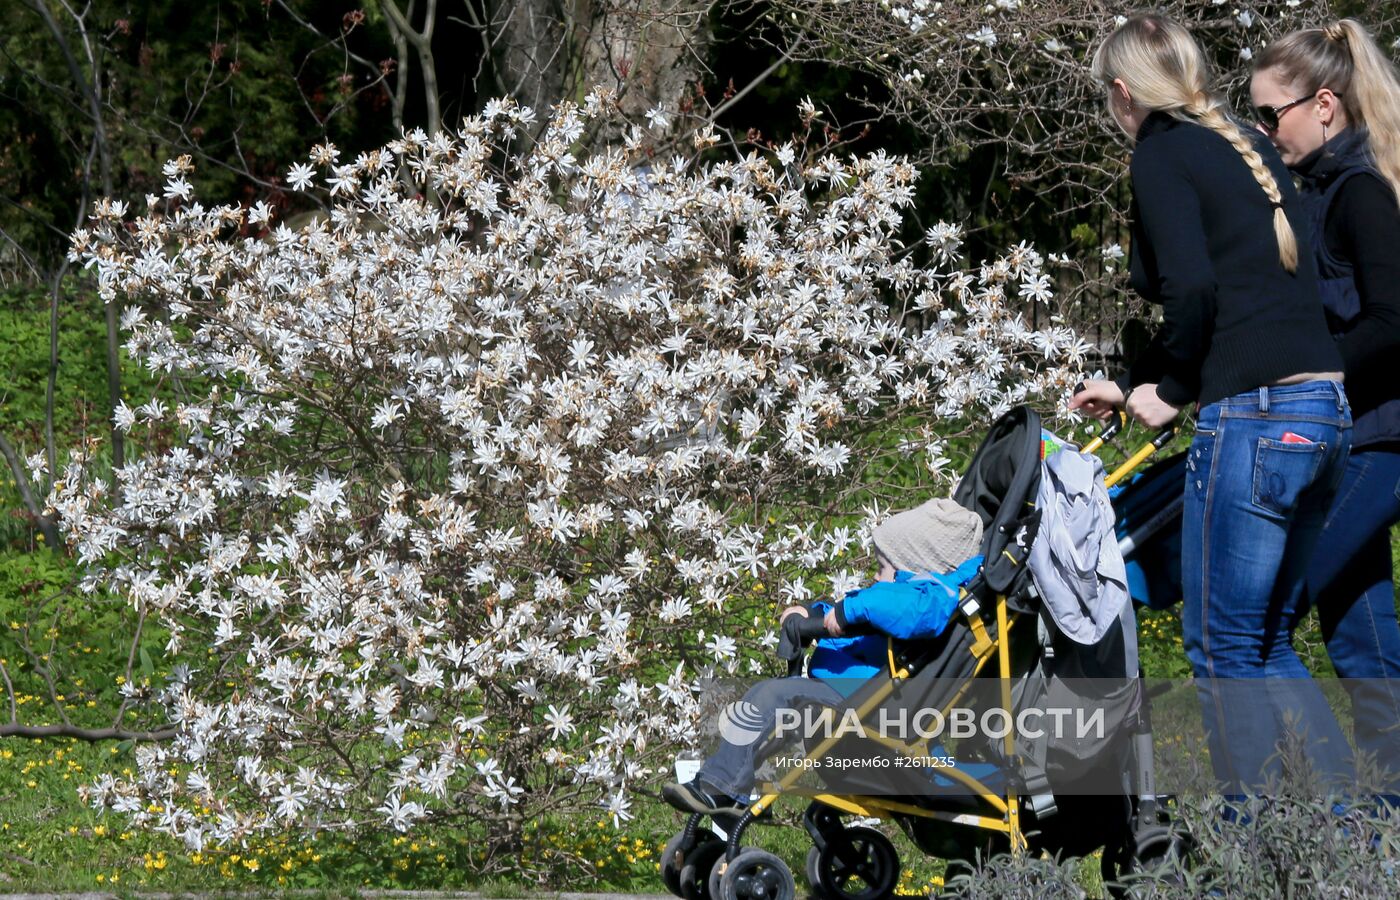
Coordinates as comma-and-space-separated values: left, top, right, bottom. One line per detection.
55, 91, 1089, 855
749, 1, 1400, 369
767, 0, 1400, 198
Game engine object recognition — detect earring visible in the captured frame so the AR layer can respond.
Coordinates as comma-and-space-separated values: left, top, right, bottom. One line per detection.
1322, 120, 1331, 154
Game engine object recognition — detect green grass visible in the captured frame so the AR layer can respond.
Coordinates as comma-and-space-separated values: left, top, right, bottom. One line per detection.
0, 283, 113, 441
1, 281, 1397, 895
0, 732, 1106, 894
0, 283, 160, 551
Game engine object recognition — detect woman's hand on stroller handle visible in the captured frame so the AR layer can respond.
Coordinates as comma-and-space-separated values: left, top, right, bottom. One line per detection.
1073, 379, 1182, 430
1124, 383, 1182, 429
1069, 379, 1125, 422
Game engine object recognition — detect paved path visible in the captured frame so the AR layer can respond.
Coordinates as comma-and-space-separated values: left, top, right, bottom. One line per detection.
2, 893, 670, 899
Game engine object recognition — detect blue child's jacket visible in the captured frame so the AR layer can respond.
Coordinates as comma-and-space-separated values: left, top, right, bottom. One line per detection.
808, 556, 982, 694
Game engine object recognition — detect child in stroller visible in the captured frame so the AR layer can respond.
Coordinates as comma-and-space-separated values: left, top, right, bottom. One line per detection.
656, 406, 1187, 900
662, 497, 985, 817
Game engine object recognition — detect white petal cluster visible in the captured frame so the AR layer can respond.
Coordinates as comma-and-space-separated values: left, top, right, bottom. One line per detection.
62, 90, 1084, 846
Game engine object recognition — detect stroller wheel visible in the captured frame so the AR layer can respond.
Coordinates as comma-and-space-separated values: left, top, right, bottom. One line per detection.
663, 830, 719, 897
708, 846, 750, 900
679, 835, 728, 900
1130, 825, 1191, 874
714, 847, 796, 900
1101, 825, 1191, 898
806, 825, 899, 900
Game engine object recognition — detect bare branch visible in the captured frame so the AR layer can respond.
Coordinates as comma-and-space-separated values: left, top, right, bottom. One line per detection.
706, 45, 793, 123
0, 723, 177, 741
23, 0, 112, 194
381, 0, 443, 135
0, 659, 17, 724
44, 262, 70, 490
0, 430, 61, 547
113, 609, 146, 731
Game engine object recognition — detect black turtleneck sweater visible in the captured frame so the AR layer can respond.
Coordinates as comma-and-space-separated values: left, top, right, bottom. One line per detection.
1294, 133, 1400, 390
1116, 112, 1342, 409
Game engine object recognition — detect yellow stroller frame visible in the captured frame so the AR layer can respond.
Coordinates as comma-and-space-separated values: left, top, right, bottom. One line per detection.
744, 412, 1175, 851
664, 410, 1180, 900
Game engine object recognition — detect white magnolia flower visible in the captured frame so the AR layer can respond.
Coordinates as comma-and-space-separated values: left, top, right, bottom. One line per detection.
966, 27, 998, 48
604, 789, 633, 827
286, 162, 316, 191
544, 704, 576, 740
644, 106, 671, 131
378, 794, 426, 832
63, 90, 1084, 845
704, 634, 737, 661
163, 176, 192, 201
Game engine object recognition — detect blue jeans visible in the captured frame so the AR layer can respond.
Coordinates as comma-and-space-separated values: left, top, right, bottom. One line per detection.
1182, 381, 1353, 794
696, 676, 846, 798
1298, 447, 1400, 792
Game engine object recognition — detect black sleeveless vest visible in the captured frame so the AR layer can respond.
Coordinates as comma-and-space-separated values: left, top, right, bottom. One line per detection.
1296, 128, 1400, 448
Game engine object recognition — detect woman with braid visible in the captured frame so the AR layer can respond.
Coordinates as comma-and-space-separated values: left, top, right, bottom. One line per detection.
1070, 14, 1353, 798
1251, 20, 1400, 799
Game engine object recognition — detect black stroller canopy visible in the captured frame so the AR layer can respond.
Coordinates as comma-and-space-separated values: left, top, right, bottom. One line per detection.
952, 406, 1044, 595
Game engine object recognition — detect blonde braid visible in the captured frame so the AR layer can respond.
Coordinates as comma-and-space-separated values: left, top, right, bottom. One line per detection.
1189, 96, 1300, 272
1096, 14, 1300, 271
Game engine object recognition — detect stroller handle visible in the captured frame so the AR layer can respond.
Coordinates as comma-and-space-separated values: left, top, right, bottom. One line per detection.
1073, 382, 1179, 486
1079, 409, 1127, 455
1105, 423, 1179, 489
1073, 381, 1127, 454
793, 614, 833, 643
780, 613, 883, 675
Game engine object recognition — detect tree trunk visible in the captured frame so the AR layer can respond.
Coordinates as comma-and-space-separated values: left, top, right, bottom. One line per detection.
483, 1, 710, 128
485, 0, 572, 111
578, 0, 711, 125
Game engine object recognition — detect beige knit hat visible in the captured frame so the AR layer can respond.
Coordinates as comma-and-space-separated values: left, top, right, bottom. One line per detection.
872, 498, 984, 575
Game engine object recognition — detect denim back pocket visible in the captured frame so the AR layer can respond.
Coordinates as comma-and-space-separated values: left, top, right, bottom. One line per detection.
1251, 438, 1327, 518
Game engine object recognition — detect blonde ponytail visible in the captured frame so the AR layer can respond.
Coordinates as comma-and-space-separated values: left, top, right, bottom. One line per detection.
1095, 15, 1300, 272
1257, 18, 1400, 202
1335, 20, 1400, 202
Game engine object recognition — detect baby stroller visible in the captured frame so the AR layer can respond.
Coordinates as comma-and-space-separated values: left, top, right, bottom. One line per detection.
658, 405, 1190, 900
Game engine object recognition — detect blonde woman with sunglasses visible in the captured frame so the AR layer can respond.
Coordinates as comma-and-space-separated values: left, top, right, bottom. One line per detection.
1071, 13, 1352, 801
1252, 19, 1400, 802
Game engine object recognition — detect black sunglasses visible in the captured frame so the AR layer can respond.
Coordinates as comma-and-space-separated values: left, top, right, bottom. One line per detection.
1255, 90, 1338, 132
